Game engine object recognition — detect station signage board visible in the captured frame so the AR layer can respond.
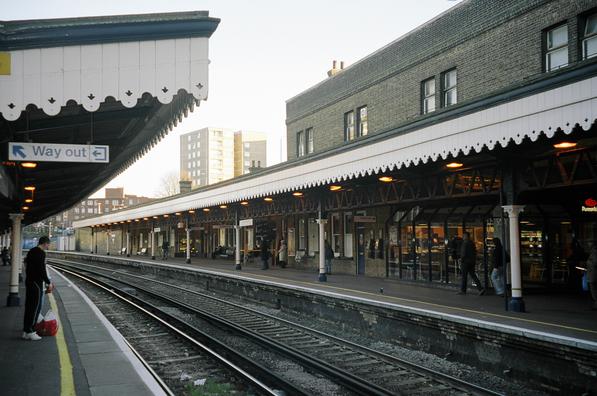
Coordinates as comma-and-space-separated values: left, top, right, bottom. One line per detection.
8, 142, 109, 163
239, 218, 254, 227
354, 215, 376, 223
153, 227, 161, 232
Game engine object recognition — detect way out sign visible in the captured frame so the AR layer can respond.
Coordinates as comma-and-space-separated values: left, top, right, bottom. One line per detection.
9, 142, 109, 163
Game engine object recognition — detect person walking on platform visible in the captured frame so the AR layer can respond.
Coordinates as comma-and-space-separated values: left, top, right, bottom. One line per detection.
491, 238, 508, 296
278, 239, 287, 269
586, 241, 597, 310
457, 232, 485, 296
260, 239, 270, 270
1, 246, 9, 266
324, 240, 334, 275
161, 240, 169, 261
23, 236, 53, 341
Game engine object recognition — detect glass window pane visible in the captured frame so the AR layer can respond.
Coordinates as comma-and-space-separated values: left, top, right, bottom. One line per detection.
584, 36, 597, 59
425, 79, 435, 95
308, 218, 319, 256
424, 97, 435, 113
548, 25, 568, 49
587, 15, 597, 35
444, 70, 457, 89
445, 88, 457, 106
344, 212, 353, 258
547, 47, 568, 70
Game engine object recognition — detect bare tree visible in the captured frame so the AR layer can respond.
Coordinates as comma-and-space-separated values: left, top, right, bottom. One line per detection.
154, 171, 179, 197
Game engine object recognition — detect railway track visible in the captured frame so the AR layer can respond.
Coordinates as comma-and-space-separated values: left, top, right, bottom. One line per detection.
51, 258, 504, 396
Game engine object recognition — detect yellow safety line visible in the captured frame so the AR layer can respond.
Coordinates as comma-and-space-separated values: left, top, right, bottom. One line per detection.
220, 269, 597, 336
48, 293, 77, 396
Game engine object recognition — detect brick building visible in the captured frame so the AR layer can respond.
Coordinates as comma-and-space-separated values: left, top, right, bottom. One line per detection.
287, 0, 597, 159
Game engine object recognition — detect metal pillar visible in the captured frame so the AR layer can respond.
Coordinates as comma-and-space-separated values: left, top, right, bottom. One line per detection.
503, 205, 525, 312
235, 224, 241, 270
126, 230, 131, 257
317, 216, 327, 282
185, 224, 191, 264
151, 228, 156, 260
6, 214, 23, 306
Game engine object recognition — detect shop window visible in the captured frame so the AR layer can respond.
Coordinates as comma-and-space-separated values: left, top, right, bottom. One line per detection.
442, 69, 457, 107
331, 212, 341, 257
357, 106, 368, 137
545, 24, 568, 71
583, 13, 597, 59
344, 212, 354, 258
298, 218, 306, 251
421, 77, 436, 114
308, 218, 319, 256
344, 111, 355, 141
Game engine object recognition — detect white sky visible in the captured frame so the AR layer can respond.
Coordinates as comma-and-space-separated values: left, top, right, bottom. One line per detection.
5, 0, 462, 198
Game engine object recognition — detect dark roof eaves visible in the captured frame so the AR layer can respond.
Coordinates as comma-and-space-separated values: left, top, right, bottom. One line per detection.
0, 11, 220, 51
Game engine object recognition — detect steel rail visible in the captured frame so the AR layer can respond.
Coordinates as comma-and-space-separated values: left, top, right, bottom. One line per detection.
51, 257, 505, 395
51, 264, 304, 396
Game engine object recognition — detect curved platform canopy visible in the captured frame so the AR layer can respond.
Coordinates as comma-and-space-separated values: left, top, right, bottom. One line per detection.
74, 64, 597, 227
0, 11, 219, 231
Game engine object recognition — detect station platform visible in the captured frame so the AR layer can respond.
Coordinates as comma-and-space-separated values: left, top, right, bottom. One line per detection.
60, 252, 597, 346
0, 265, 165, 396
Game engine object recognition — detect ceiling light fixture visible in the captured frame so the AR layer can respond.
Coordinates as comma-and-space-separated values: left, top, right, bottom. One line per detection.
378, 176, 394, 183
21, 162, 37, 169
240, 201, 249, 206
329, 185, 342, 191
189, 210, 196, 214
24, 186, 36, 191
264, 197, 273, 202
220, 205, 228, 209
292, 192, 304, 197
203, 208, 210, 212
553, 141, 577, 149
24, 198, 33, 203
446, 162, 463, 169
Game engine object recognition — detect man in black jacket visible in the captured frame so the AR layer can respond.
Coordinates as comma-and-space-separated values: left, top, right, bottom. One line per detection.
457, 232, 486, 296
22, 236, 53, 341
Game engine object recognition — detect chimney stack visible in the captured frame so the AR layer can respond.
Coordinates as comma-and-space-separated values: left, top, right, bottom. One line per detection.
327, 60, 345, 77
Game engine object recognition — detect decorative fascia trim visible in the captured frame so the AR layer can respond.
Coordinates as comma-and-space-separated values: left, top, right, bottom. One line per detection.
0, 37, 209, 121
73, 75, 597, 228
0, 11, 220, 51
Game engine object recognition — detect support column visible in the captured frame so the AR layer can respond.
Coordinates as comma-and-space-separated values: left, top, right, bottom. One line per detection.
126, 230, 131, 257
90, 228, 94, 254
235, 225, 241, 270
151, 228, 156, 260
186, 224, 191, 264
317, 217, 327, 282
6, 214, 23, 306
503, 205, 525, 312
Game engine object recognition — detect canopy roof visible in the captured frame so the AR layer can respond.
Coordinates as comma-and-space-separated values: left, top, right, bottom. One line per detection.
74, 64, 597, 228
0, 11, 219, 231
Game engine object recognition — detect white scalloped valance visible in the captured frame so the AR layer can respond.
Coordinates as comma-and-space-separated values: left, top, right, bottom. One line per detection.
73, 75, 597, 227
0, 37, 209, 121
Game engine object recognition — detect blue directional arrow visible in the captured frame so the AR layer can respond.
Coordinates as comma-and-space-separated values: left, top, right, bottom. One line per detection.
91, 146, 107, 161
12, 145, 26, 159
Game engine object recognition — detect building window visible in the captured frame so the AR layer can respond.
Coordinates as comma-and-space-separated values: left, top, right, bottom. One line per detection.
298, 217, 306, 250
422, 77, 436, 114
306, 128, 314, 154
583, 14, 597, 59
297, 130, 305, 157
344, 111, 355, 141
545, 24, 568, 71
442, 69, 457, 107
357, 106, 368, 137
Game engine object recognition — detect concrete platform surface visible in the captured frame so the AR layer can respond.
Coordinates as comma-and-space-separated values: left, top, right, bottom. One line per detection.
56, 252, 597, 345
0, 265, 166, 396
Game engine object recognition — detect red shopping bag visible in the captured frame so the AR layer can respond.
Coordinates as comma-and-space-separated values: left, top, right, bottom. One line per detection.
35, 310, 59, 336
